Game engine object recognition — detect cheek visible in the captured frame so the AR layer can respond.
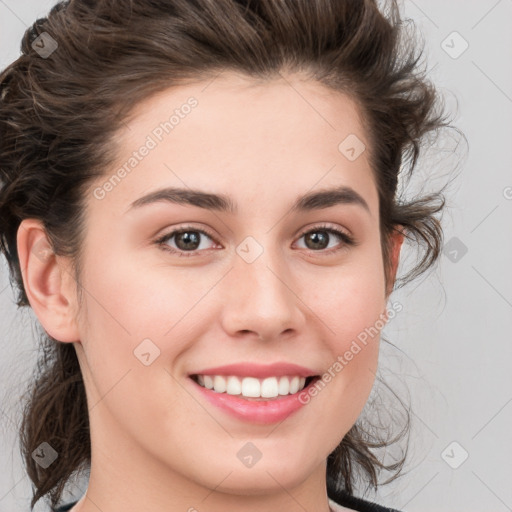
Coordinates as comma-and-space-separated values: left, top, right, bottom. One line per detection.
78, 243, 204, 343
75, 254, 200, 439
306, 246, 386, 346
304, 246, 386, 396
75, 246, 231, 415
74, 248, 185, 392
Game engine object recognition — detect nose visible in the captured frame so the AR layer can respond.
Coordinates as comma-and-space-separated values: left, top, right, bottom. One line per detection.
219, 246, 306, 342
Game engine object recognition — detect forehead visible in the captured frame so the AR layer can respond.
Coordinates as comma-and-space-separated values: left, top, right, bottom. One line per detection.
120, 71, 367, 146
88, 71, 377, 218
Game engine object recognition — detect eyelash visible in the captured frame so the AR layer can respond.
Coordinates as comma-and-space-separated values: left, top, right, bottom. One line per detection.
154, 223, 356, 258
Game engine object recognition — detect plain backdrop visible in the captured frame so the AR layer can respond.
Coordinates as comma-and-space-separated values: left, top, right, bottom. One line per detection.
1, 1, 511, 511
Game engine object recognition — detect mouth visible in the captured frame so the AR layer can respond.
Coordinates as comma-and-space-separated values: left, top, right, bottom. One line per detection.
190, 374, 319, 401
188, 373, 321, 424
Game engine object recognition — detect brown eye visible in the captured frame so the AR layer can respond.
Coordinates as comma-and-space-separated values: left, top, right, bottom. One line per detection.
156, 226, 218, 257
303, 230, 330, 250
296, 225, 355, 254
173, 231, 202, 251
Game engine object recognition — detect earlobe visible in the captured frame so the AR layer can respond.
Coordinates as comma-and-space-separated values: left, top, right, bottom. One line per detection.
17, 219, 80, 343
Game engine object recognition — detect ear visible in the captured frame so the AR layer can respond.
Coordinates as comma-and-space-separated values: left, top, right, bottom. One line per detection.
17, 219, 80, 343
384, 226, 405, 299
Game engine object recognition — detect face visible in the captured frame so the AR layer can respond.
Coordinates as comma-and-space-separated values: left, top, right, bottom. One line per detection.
71, 72, 397, 501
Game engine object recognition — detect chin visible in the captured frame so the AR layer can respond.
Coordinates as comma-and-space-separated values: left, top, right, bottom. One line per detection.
198, 454, 317, 496
208, 470, 306, 496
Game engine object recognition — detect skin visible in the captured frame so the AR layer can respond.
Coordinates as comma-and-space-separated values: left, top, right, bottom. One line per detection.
17, 71, 403, 512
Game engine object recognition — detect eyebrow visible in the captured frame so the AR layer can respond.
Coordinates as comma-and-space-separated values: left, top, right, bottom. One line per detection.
127, 185, 370, 215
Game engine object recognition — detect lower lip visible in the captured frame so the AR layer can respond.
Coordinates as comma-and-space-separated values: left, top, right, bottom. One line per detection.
190, 377, 316, 424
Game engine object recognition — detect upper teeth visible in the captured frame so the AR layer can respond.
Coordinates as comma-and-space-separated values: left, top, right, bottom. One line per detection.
196, 375, 307, 398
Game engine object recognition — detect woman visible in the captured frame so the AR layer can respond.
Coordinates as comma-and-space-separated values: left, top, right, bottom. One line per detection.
0, 0, 453, 511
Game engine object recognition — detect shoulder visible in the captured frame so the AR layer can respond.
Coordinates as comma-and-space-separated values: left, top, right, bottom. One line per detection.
329, 489, 404, 512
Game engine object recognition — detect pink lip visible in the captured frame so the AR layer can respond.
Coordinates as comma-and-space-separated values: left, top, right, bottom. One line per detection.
189, 362, 318, 379
189, 376, 319, 424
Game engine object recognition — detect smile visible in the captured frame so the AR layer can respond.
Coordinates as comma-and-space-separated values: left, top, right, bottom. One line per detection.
191, 374, 312, 400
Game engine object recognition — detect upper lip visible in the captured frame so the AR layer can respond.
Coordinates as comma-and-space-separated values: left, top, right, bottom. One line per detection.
190, 362, 319, 379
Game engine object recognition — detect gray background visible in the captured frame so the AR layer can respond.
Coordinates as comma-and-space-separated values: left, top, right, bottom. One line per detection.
1, 1, 511, 511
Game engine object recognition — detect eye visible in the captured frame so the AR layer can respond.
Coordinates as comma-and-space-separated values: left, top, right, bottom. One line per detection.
155, 223, 356, 258
295, 224, 355, 255
155, 225, 218, 257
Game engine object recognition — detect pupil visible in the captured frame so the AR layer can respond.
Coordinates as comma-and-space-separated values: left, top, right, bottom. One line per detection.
177, 231, 200, 250
306, 231, 328, 250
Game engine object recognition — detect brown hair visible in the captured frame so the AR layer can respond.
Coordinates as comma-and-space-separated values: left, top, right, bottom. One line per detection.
0, 0, 456, 509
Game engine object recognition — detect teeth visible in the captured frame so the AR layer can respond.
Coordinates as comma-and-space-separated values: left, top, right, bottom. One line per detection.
261, 377, 279, 398
195, 375, 308, 398
226, 376, 241, 395
242, 377, 261, 397
203, 375, 214, 389
278, 376, 290, 395
289, 376, 300, 394
213, 375, 227, 393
